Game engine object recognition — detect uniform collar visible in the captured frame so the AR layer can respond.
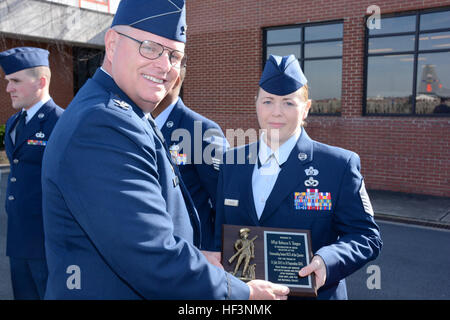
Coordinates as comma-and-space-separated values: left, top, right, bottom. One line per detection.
93, 68, 145, 120
24, 96, 50, 123
155, 97, 178, 130
258, 128, 302, 167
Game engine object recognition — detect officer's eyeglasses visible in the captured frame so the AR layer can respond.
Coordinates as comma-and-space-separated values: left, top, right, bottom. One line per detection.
116, 31, 186, 68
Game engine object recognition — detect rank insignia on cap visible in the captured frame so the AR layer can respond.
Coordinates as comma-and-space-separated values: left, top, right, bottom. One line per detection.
112, 0, 187, 43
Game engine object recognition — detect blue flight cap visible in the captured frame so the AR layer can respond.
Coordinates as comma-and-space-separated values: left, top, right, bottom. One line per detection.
0, 47, 49, 75
259, 54, 307, 96
112, 0, 187, 43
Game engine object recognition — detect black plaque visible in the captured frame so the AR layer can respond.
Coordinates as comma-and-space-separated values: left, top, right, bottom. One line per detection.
222, 224, 317, 297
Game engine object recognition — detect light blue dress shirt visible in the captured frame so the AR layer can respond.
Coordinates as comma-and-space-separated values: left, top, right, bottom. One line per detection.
10, 97, 50, 144
252, 129, 302, 219
155, 98, 177, 130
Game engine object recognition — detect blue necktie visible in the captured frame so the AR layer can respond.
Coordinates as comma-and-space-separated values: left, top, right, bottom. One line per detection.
14, 111, 27, 145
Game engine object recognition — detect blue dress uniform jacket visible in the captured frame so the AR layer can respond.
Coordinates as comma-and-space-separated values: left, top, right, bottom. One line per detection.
160, 98, 226, 250
41, 69, 249, 300
214, 129, 382, 300
4, 99, 63, 259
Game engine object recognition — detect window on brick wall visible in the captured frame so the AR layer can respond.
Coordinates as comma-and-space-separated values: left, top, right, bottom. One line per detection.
264, 22, 343, 114
364, 8, 450, 116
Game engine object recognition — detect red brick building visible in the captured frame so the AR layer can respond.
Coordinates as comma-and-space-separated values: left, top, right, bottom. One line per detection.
0, 0, 449, 197
184, 0, 450, 197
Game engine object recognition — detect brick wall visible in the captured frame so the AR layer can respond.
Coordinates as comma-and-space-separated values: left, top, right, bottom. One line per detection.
0, 36, 73, 124
184, 0, 450, 197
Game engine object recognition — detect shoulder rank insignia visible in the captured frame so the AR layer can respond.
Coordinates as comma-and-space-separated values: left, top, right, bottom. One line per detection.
112, 99, 131, 111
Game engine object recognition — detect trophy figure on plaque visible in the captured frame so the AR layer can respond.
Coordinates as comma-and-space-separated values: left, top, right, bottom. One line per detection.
228, 228, 258, 280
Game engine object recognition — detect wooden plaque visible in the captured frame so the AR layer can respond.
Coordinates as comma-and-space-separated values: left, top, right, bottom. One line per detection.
222, 224, 317, 297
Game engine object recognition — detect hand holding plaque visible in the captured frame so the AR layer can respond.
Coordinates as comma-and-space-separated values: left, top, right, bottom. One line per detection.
222, 225, 318, 297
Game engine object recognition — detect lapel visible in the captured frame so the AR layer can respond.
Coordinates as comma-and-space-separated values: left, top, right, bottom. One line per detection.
160, 98, 184, 145
259, 129, 314, 224
237, 143, 260, 226
5, 112, 20, 157
13, 100, 55, 152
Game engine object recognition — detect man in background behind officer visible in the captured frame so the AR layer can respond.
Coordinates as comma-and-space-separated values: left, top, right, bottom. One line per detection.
0, 47, 63, 299
153, 60, 228, 253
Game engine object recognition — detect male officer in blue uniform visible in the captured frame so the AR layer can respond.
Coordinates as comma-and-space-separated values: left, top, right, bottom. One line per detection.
214, 55, 382, 299
152, 62, 228, 252
42, 0, 289, 300
0, 47, 64, 299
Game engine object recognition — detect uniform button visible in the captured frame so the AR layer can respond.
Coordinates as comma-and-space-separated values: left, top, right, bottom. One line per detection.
10, 177, 16, 182
13, 159, 19, 164
8, 195, 14, 201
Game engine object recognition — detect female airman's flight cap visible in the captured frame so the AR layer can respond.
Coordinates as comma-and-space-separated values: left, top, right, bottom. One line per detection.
259, 54, 307, 96
111, 0, 187, 43
0, 47, 49, 75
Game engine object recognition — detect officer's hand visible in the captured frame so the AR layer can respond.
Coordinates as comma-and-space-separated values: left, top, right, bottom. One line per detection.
298, 255, 327, 289
247, 280, 289, 300
201, 251, 223, 269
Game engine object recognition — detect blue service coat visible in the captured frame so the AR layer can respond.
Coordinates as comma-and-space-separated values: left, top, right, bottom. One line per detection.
41, 69, 249, 300
214, 129, 382, 300
160, 98, 226, 250
4, 99, 63, 259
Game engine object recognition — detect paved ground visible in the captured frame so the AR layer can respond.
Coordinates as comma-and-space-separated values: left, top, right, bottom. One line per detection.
369, 190, 450, 227
346, 220, 450, 299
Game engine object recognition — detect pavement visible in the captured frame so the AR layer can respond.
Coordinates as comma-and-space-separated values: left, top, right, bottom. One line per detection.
368, 190, 450, 229
0, 164, 449, 300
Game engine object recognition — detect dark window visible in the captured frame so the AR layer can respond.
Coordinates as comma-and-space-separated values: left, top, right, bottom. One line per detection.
73, 47, 104, 94
364, 8, 450, 116
264, 22, 343, 114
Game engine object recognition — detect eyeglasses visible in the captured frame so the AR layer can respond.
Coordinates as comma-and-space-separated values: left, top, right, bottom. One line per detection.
116, 31, 186, 68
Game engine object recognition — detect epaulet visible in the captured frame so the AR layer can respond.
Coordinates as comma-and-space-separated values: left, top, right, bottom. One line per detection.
106, 93, 133, 117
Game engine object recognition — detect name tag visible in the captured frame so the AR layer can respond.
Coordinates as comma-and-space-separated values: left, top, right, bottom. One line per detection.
224, 199, 239, 207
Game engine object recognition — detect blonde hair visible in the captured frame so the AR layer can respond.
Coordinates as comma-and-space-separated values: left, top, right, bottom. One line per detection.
25, 66, 51, 83
256, 84, 309, 101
